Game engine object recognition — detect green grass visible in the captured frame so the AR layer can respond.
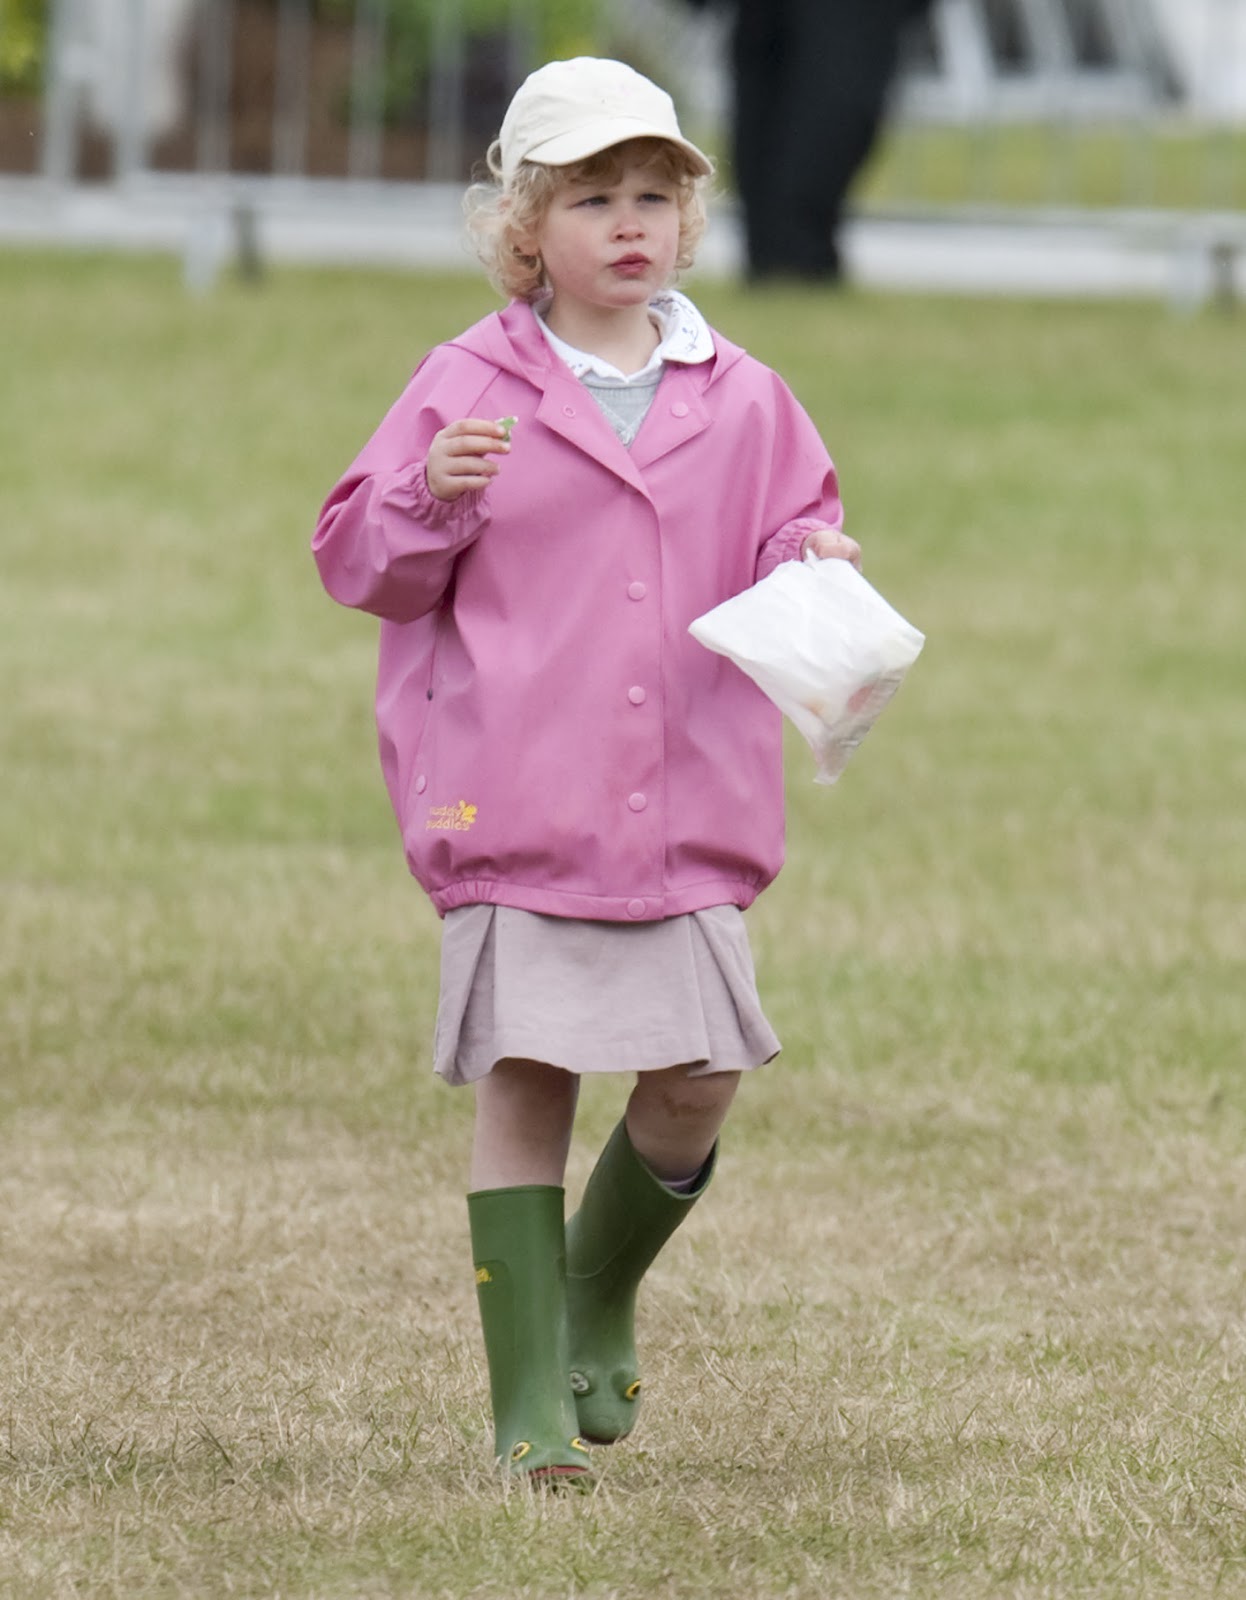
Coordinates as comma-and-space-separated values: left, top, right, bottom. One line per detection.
2, 251, 1246, 1597
862, 121, 1246, 214
699, 118, 1246, 214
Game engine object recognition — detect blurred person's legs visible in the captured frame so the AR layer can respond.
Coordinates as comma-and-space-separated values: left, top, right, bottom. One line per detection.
731, 0, 791, 278
732, 0, 926, 282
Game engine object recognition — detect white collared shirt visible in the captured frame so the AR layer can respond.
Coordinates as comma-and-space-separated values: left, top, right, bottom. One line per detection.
535, 289, 715, 387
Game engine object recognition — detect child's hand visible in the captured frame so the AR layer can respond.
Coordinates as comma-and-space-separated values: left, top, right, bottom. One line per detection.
801, 527, 862, 570
425, 418, 512, 502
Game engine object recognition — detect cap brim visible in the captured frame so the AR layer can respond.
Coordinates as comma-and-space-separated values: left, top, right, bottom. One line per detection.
521, 118, 713, 179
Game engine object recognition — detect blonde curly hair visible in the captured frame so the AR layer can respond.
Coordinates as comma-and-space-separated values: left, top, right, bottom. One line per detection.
464, 136, 710, 303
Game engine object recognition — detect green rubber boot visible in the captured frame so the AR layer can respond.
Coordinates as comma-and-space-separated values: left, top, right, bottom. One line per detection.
565, 1121, 716, 1445
467, 1185, 592, 1482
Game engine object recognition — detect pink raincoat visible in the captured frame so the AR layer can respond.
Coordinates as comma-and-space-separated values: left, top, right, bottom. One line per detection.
312, 299, 842, 922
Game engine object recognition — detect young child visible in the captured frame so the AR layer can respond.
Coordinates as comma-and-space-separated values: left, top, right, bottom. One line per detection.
311, 56, 860, 1484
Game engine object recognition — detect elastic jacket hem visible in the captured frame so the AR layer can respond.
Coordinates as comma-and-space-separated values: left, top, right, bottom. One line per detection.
429, 876, 766, 924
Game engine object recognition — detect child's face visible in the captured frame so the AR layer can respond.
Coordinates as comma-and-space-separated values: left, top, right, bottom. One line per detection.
519, 154, 683, 320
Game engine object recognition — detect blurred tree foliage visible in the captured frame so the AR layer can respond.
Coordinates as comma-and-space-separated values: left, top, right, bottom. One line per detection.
0, 0, 45, 93
315, 0, 598, 125
0, 0, 597, 106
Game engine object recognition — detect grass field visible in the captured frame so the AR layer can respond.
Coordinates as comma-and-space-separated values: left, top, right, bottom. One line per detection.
862, 122, 1246, 214
2, 250, 1245, 1598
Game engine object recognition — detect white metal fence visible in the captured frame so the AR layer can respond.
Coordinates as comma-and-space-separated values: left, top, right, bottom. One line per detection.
1, 0, 1243, 295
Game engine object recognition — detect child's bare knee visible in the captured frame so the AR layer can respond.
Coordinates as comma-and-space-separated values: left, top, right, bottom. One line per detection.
637, 1066, 739, 1124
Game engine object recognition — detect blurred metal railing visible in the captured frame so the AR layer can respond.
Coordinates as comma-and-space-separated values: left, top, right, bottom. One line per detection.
23, 0, 546, 185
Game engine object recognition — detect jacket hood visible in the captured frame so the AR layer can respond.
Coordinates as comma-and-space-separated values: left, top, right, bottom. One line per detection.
448, 298, 748, 394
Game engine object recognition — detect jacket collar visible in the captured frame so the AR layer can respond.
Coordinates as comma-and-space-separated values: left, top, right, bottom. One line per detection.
532, 289, 715, 382
449, 300, 745, 495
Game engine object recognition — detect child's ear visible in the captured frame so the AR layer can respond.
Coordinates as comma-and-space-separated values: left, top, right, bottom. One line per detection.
501, 196, 539, 263
510, 218, 540, 262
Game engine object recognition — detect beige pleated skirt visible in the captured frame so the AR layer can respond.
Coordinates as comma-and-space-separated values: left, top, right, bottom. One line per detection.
433, 904, 781, 1086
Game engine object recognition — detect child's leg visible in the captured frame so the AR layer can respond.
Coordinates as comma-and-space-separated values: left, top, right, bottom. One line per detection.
470, 1057, 579, 1189
467, 1058, 589, 1481
624, 1062, 740, 1183
565, 1064, 740, 1445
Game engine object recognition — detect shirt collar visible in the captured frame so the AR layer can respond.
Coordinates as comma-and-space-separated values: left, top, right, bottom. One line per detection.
535, 289, 715, 385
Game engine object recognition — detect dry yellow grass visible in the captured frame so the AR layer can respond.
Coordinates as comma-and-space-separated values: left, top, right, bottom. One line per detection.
4, 1058, 1246, 1596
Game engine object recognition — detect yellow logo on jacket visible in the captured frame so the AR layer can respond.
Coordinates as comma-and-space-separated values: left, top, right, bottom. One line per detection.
427, 801, 478, 832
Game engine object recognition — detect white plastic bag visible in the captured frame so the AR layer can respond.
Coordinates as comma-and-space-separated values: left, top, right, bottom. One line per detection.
689, 553, 925, 784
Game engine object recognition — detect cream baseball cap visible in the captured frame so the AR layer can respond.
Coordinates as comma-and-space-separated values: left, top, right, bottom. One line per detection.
497, 57, 713, 185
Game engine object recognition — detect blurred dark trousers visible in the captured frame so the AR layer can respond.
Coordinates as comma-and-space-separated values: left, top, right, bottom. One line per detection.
730, 0, 928, 280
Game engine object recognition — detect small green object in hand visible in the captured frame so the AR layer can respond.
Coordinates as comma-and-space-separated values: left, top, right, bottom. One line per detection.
497, 416, 517, 441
